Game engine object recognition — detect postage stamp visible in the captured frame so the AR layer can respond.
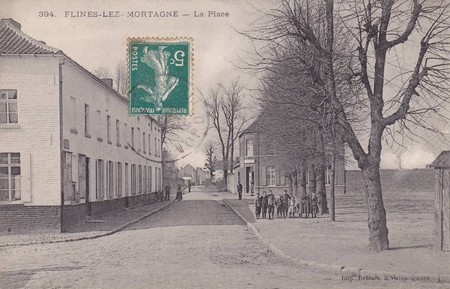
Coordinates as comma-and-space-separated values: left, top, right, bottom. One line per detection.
128, 38, 192, 115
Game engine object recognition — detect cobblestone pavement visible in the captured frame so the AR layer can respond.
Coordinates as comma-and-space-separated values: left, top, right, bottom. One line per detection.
0, 190, 446, 288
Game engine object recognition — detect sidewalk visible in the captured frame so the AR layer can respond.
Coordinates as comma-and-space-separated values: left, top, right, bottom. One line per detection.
0, 198, 174, 247
223, 190, 450, 282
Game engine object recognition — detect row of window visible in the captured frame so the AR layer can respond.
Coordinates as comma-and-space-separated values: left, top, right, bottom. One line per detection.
264, 166, 334, 187
0, 153, 21, 201
0, 90, 18, 124
95, 159, 161, 201
71, 97, 162, 157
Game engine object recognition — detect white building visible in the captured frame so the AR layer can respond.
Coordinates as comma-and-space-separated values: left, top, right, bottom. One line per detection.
0, 19, 162, 233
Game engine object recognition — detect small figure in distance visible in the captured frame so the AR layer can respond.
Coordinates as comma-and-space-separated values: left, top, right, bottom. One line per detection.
176, 184, 183, 201
237, 181, 243, 200
254, 192, 262, 219
164, 182, 171, 201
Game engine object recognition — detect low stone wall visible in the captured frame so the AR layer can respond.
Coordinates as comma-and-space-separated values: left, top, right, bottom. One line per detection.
346, 168, 435, 194
0, 205, 61, 235
0, 192, 159, 235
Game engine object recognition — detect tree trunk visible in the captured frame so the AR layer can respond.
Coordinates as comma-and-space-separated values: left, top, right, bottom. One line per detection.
316, 160, 329, 215
361, 162, 389, 251
317, 133, 329, 214
223, 168, 228, 191
308, 162, 316, 197
330, 151, 336, 221
299, 161, 307, 198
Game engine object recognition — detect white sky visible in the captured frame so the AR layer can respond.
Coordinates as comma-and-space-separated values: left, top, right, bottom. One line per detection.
1, 0, 448, 170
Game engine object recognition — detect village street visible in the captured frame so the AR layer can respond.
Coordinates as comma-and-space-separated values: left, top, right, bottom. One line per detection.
0, 190, 447, 289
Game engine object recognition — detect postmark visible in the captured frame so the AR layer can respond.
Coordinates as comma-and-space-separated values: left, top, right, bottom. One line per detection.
128, 38, 192, 115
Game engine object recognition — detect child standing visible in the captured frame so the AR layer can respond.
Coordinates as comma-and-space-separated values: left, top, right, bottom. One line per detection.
254, 192, 262, 219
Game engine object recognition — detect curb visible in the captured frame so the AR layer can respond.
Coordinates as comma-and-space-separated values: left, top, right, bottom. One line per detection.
0, 199, 176, 248
221, 199, 450, 284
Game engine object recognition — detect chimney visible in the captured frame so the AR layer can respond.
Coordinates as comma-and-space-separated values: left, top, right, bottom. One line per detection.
2, 19, 21, 30
101, 78, 114, 88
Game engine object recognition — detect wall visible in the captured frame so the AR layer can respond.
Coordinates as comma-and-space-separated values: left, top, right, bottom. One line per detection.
346, 168, 435, 194
61, 61, 162, 206
0, 55, 61, 206
0, 205, 60, 234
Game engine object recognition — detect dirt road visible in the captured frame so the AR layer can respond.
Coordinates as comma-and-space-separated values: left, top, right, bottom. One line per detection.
0, 191, 445, 288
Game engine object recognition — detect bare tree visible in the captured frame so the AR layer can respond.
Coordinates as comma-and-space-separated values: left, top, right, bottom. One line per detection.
204, 80, 249, 190
115, 61, 129, 97
93, 66, 111, 79
156, 115, 187, 148
246, 0, 450, 251
204, 142, 217, 178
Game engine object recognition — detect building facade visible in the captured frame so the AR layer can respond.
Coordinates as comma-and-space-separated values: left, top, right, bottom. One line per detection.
236, 117, 346, 197
0, 19, 162, 233
178, 164, 207, 185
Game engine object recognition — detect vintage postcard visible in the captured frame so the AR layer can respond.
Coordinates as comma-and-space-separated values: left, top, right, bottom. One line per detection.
0, 0, 449, 288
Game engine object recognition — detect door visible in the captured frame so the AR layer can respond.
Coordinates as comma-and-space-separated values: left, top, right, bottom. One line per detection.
85, 157, 92, 216
246, 167, 254, 194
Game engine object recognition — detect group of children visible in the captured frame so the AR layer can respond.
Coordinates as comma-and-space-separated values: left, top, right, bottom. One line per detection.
254, 190, 319, 219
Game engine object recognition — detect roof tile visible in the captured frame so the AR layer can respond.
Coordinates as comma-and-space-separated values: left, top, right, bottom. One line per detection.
0, 18, 60, 54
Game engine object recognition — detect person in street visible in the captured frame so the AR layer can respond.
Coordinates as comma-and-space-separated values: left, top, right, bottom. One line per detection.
237, 181, 243, 200
283, 190, 291, 218
254, 192, 262, 219
261, 191, 268, 219
288, 195, 296, 218
188, 180, 191, 193
301, 194, 311, 218
267, 190, 275, 220
175, 184, 183, 201
276, 195, 283, 218
311, 194, 319, 218
164, 182, 171, 201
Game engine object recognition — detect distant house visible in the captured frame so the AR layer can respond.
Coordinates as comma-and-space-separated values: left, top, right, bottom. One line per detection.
236, 116, 346, 196
179, 164, 207, 185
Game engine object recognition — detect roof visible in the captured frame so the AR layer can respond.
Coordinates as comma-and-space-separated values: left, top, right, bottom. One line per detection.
240, 115, 266, 136
0, 19, 61, 54
430, 151, 450, 168
180, 164, 195, 170
0, 18, 160, 127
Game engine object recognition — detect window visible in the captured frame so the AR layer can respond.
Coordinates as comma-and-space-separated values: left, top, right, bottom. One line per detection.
138, 165, 142, 194
107, 115, 112, 144
0, 153, 21, 201
326, 164, 333, 185
143, 133, 146, 153
137, 128, 141, 151
69, 96, 76, 131
266, 166, 276, 186
125, 163, 129, 196
123, 123, 128, 148
143, 166, 147, 193
148, 166, 152, 192
117, 162, 122, 197
96, 159, 104, 199
131, 164, 136, 195
116, 120, 120, 146
154, 137, 157, 156
0, 90, 18, 124
148, 134, 151, 155
84, 104, 90, 136
246, 139, 254, 156
96, 110, 102, 140
108, 161, 114, 198
131, 127, 135, 149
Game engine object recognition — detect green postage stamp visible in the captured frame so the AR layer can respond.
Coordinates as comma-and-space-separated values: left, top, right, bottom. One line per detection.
128, 38, 192, 115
